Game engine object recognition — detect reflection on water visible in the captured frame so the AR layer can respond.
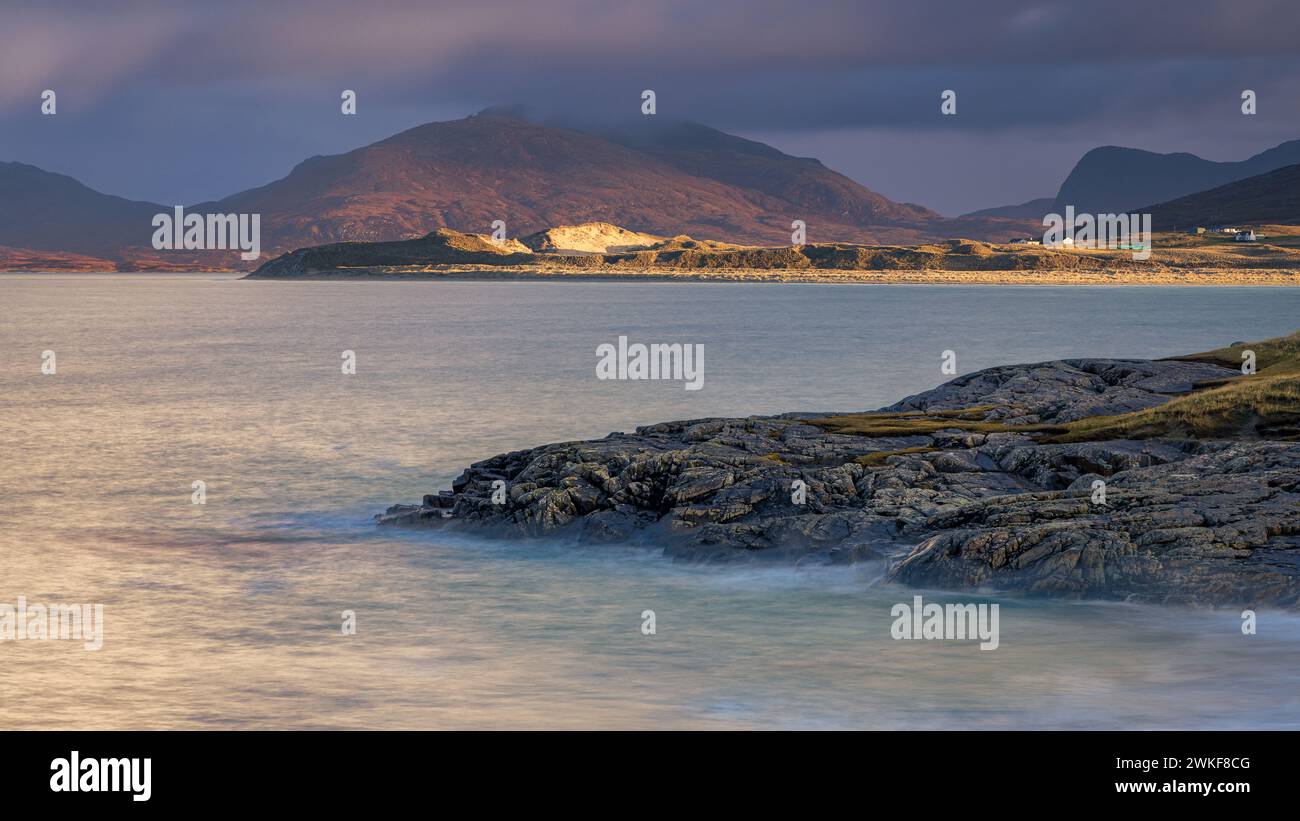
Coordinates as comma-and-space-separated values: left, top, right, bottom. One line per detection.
2, 274, 1299, 729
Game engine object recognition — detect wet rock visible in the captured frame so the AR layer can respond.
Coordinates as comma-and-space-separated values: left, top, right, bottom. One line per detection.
889, 442, 1300, 607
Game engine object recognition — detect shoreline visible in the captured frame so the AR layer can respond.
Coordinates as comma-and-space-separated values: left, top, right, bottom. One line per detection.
6, 267, 1299, 286
241, 266, 1300, 286
378, 333, 1300, 607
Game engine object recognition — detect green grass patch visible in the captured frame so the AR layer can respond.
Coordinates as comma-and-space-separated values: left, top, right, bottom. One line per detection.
854, 447, 938, 466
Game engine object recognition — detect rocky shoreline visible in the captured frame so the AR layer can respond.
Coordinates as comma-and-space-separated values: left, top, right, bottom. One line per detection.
378, 353, 1300, 608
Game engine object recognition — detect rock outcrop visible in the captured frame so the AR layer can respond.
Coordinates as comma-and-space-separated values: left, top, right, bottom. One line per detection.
378, 356, 1300, 607
883, 358, 1233, 423
249, 229, 532, 276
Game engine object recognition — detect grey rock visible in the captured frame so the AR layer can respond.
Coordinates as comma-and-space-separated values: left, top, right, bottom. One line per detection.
885, 358, 1234, 423
377, 357, 1300, 607
890, 442, 1300, 607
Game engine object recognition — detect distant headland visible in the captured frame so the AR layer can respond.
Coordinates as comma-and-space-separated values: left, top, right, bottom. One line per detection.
244, 221, 1300, 286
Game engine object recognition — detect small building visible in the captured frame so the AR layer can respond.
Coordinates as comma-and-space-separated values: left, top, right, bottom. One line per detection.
1008, 237, 1041, 245
1189, 227, 1206, 235
1235, 230, 1257, 242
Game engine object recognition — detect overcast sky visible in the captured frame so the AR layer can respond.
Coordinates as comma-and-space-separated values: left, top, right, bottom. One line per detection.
3, 0, 1299, 215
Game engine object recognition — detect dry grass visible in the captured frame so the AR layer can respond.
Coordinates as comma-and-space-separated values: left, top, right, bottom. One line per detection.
1049, 330, 1300, 441
854, 447, 939, 466
809, 406, 1036, 438
811, 332, 1300, 444
249, 226, 1300, 282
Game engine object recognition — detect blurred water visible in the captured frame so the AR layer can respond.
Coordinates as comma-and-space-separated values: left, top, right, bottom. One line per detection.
1, 273, 1298, 728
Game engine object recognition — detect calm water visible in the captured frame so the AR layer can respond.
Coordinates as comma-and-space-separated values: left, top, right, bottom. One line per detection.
2, 274, 1299, 729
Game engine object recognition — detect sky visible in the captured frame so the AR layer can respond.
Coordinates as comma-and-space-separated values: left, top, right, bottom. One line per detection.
3, 0, 1300, 216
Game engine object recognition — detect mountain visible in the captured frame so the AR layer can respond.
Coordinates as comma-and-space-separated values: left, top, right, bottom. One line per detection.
1145, 163, 1300, 230
597, 119, 939, 226
960, 197, 1055, 220
0, 110, 1036, 271
0, 162, 243, 270
1054, 140, 1300, 214
204, 110, 962, 254
0, 162, 163, 258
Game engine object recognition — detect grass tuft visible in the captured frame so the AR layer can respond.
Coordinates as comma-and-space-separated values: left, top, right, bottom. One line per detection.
812, 330, 1300, 444
1050, 330, 1300, 442
854, 447, 938, 466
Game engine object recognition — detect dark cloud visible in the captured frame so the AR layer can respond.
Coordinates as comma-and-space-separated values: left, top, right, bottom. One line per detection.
3, 0, 1299, 214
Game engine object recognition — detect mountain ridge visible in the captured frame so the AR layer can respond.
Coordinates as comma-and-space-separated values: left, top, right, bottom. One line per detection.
1145, 162, 1300, 229
0, 111, 1035, 270
6, 112, 1300, 271
1054, 140, 1300, 214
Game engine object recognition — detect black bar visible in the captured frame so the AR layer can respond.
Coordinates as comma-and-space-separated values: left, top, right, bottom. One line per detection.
7, 731, 1287, 808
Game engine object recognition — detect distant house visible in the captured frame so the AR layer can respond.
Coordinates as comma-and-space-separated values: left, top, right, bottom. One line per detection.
1235, 230, 1257, 242
1189, 227, 1206, 235
1008, 237, 1041, 245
